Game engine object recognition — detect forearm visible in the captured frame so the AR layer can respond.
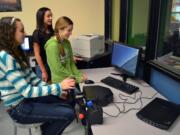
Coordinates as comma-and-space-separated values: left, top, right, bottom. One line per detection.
6, 69, 61, 98
25, 68, 47, 86
33, 43, 47, 73
70, 62, 82, 82
70, 54, 83, 82
34, 53, 47, 73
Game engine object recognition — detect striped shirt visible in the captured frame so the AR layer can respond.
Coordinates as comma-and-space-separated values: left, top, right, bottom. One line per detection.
0, 51, 61, 107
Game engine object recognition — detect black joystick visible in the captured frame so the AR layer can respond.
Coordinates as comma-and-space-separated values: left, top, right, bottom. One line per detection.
67, 89, 75, 103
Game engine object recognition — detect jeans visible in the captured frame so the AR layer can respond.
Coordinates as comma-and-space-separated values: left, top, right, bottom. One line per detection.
35, 64, 51, 81
8, 96, 75, 135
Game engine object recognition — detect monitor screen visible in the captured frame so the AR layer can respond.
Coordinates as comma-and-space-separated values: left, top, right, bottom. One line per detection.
111, 42, 140, 76
21, 37, 30, 51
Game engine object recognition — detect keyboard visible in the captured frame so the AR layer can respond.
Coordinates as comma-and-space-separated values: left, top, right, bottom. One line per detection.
101, 76, 139, 94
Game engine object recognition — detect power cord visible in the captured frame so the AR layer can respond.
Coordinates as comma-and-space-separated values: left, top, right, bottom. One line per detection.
102, 102, 121, 117
103, 90, 158, 117
141, 92, 158, 100
120, 90, 143, 113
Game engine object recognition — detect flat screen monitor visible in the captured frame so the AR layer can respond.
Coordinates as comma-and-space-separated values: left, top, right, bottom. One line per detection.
111, 42, 140, 77
21, 37, 30, 51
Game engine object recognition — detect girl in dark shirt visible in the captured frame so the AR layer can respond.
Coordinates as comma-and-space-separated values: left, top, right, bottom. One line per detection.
32, 7, 54, 82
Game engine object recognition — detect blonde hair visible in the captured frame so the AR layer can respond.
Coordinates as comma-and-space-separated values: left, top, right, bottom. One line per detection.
55, 16, 73, 57
55, 16, 73, 34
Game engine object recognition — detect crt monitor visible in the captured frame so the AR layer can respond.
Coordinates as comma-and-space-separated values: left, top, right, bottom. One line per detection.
111, 42, 140, 77
21, 37, 30, 51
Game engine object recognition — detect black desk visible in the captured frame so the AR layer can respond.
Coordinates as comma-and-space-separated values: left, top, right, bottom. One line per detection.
76, 51, 111, 69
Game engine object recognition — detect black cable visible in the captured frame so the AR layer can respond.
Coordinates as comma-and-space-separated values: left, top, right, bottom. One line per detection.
103, 91, 142, 117
114, 90, 141, 104
118, 90, 158, 114
112, 90, 143, 114
82, 81, 158, 118
103, 102, 121, 117
115, 90, 158, 104
141, 92, 158, 100
103, 90, 158, 117
121, 90, 143, 113
118, 91, 137, 101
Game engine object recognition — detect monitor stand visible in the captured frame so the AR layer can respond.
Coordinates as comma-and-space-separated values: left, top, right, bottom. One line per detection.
121, 74, 129, 83
111, 73, 130, 84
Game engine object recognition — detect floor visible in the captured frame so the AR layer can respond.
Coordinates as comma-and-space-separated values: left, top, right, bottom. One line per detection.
0, 102, 84, 135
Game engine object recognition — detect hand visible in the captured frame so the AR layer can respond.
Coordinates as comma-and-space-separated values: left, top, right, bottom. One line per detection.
42, 71, 48, 82
61, 78, 75, 90
73, 56, 83, 63
60, 91, 68, 100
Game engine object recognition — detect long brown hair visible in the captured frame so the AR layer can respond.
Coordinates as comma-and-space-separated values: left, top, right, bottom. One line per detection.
36, 7, 54, 34
0, 17, 29, 69
54, 16, 73, 57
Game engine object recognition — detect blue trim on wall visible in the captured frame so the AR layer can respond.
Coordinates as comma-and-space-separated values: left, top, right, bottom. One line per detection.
150, 69, 180, 104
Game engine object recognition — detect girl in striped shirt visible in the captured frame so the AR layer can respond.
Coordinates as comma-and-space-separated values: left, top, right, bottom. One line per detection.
0, 17, 76, 135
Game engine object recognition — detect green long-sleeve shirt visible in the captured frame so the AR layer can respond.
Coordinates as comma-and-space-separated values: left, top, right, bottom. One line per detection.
45, 37, 83, 83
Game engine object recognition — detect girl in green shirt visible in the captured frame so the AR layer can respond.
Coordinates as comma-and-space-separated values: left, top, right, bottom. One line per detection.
45, 16, 87, 84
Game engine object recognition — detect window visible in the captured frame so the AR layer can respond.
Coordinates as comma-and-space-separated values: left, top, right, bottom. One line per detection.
154, 0, 180, 77
105, 0, 180, 80
111, 0, 120, 41
127, 0, 150, 48
104, 0, 120, 42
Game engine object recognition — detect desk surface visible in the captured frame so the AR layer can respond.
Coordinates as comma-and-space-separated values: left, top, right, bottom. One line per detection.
80, 67, 180, 135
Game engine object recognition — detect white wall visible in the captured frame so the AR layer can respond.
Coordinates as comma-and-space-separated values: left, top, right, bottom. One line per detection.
0, 0, 104, 37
